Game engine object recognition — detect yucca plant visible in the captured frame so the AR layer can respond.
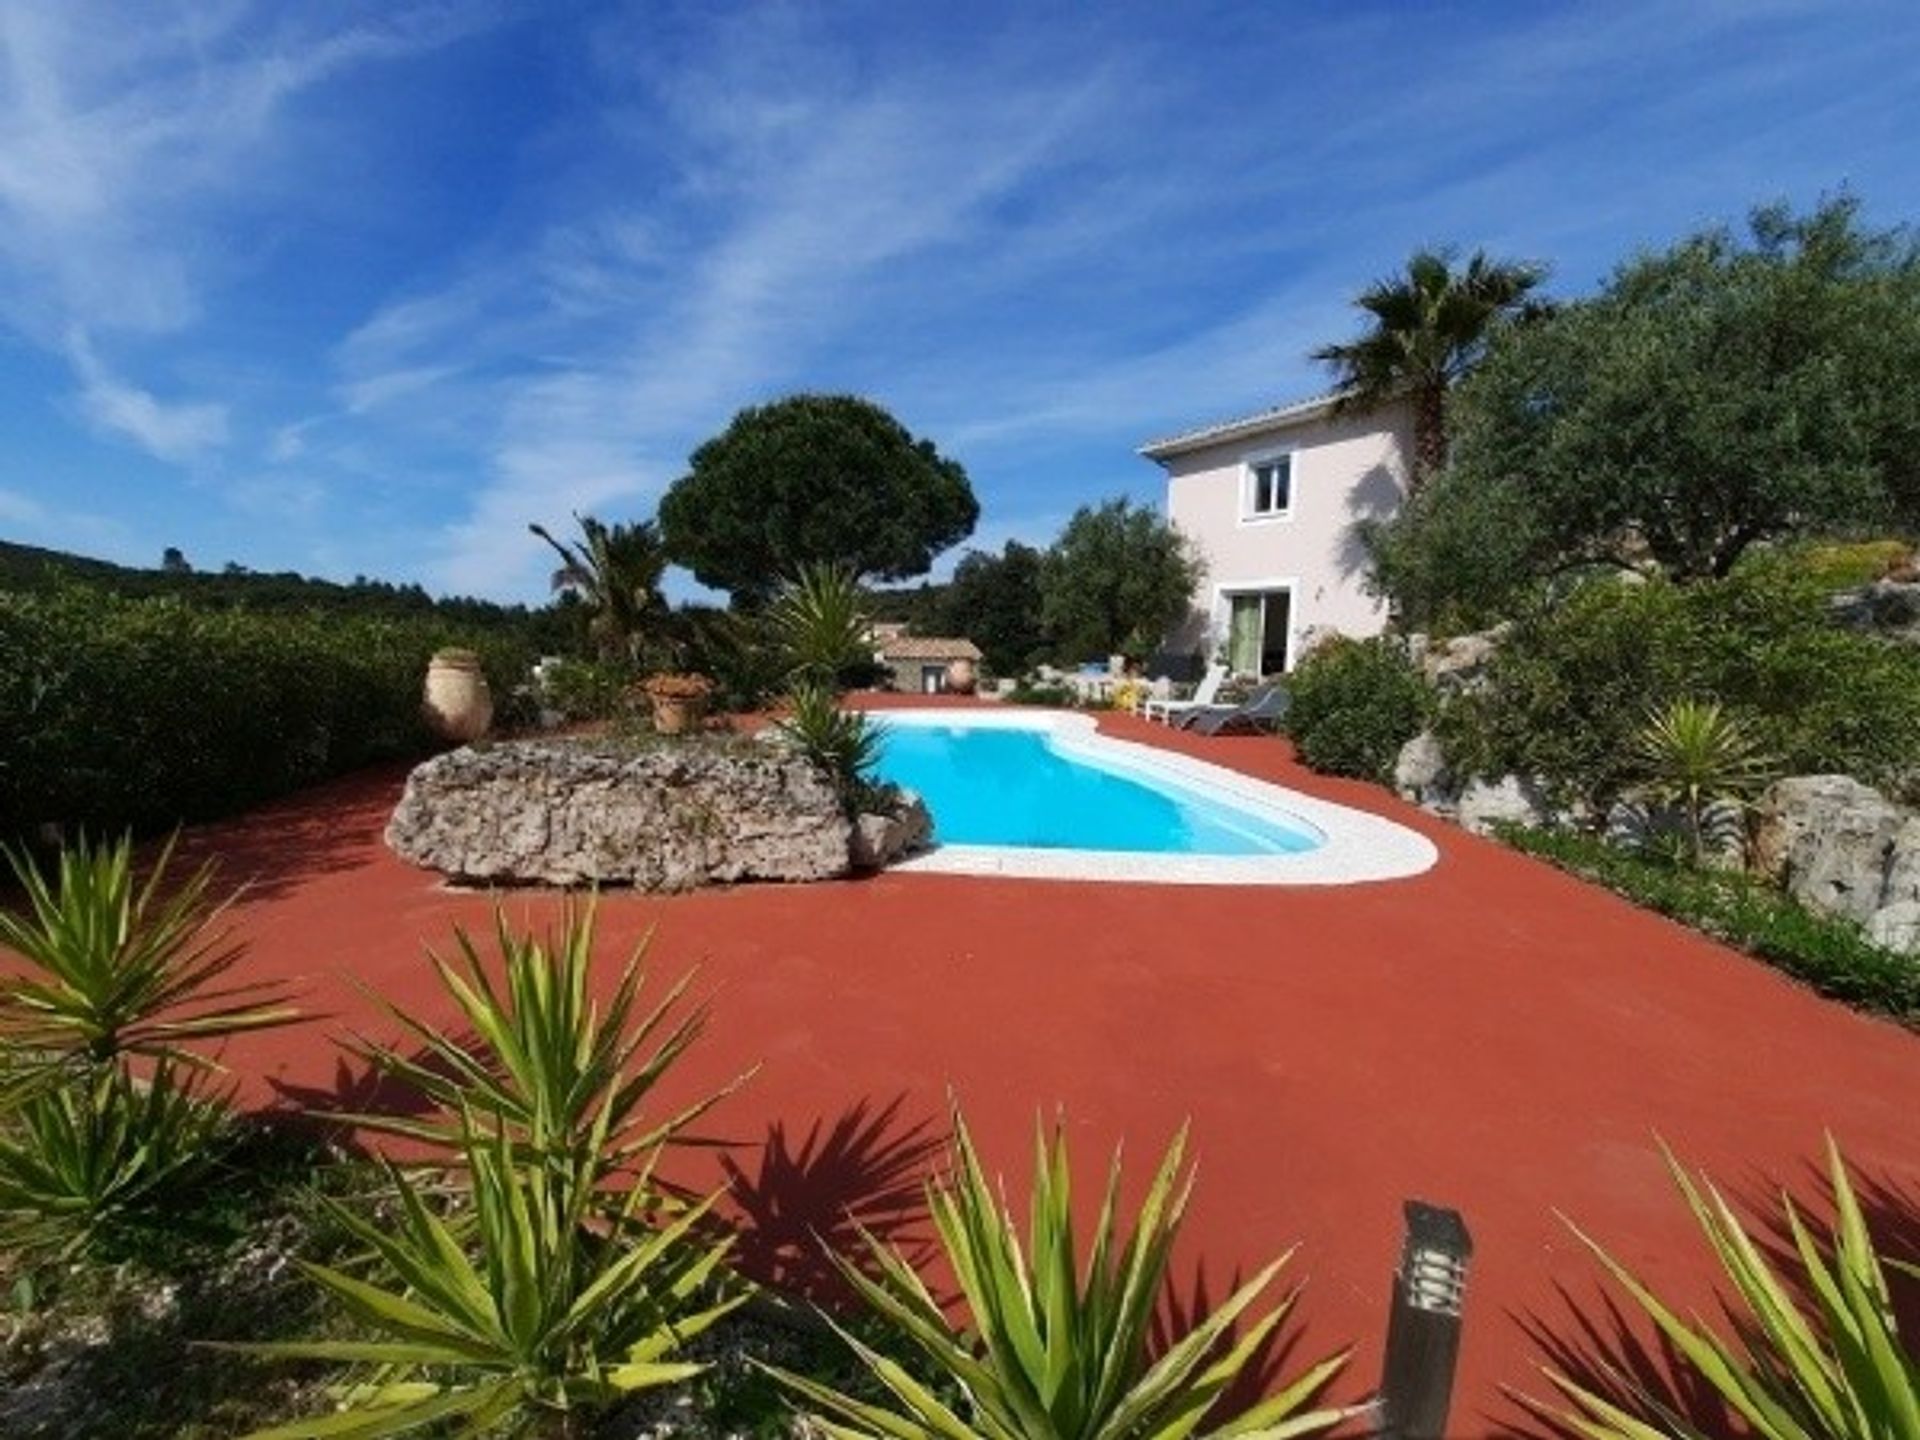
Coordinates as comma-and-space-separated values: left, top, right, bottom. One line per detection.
1532, 1138, 1920, 1439
230, 1108, 744, 1438
0, 832, 297, 1082
770, 563, 872, 688
0, 1059, 231, 1255
766, 1111, 1353, 1440
780, 680, 880, 808
1630, 699, 1778, 867
338, 899, 748, 1187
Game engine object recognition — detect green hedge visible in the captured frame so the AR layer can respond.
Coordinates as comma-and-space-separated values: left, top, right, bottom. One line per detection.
1502, 825, 1920, 1021
1434, 568, 1920, 807
0, 586, 534, 838
1283, 636, 1430, 782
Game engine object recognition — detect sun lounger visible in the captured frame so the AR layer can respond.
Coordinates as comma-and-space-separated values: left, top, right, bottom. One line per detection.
1175, 684, 1289, 736
1142, 663, 1226, 724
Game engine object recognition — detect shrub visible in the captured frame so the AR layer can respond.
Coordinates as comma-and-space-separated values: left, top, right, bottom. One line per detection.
1531, 1139, 1918, 1440
539, 655, 632, 721
1502, 826, 1920, 1018
675, 606, 787, 713
768, 1110, 1352, 1440
0, 585, 534, 841
1752, 535, 1915, 589
1284, 636, 1430, 781
1004, 679, 1077, 707
1436, 569, 1920, 807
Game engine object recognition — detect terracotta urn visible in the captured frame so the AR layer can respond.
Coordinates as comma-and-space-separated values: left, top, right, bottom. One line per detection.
651, 694, 706, 735
944, 657, 977, 694
642, 674, 714, 735
423, 649, 493, 742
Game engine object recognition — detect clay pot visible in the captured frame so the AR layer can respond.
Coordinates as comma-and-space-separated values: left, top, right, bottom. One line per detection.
650, 694, 707, 736
944, 657, 977, 694
423, 649, 493, 742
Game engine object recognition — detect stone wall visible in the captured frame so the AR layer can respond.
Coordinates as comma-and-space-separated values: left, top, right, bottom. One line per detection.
386, 739, 928, 889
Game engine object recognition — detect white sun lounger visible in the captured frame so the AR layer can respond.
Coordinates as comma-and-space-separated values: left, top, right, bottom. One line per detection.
1141, 663, 1227, 724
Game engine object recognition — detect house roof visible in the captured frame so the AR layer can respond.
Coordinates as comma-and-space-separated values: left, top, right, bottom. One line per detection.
879, 636, 982, 661
1137, 388, 1380, 463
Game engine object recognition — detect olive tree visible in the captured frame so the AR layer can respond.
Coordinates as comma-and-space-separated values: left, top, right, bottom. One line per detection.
1040, 499, 1202, 662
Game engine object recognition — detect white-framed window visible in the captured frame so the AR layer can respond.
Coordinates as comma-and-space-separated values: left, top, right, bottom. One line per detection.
1243, 452, 1293, 521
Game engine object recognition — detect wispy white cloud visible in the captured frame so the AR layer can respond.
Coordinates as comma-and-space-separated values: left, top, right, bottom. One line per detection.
334, 8, 1142, 595
7, 0, 1917, 598
0, 0, 501, 523
65, 330, 228, 462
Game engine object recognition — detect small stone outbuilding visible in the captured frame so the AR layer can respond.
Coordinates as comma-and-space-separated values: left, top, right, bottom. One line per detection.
878, 636, 982, 693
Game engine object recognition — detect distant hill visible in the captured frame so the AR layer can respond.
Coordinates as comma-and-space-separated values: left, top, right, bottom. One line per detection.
0, 537, 581, 646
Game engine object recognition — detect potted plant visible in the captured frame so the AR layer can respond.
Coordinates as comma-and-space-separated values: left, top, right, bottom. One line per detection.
640, 673, 714, 735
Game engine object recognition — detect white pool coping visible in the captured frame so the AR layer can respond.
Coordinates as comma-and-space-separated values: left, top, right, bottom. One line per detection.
870, 709, 1438, 886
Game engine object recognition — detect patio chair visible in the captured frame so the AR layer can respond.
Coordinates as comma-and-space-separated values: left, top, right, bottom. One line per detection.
1142, 663, 1227, 725
1176, 683, 1290, 736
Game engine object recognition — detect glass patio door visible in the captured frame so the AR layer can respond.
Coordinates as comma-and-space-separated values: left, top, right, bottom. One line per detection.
1226, 589, 1292, 676
1227, 594, 1262, 675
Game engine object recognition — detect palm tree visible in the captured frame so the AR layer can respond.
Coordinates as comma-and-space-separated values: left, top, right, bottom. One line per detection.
1312, 248, 1546, 491
528, 514, 670, 665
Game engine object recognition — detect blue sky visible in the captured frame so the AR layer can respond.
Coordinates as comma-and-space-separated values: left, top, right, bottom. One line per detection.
2, 1, 1917, 602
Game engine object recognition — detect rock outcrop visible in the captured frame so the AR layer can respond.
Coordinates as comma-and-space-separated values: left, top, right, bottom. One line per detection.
387, 739, 928, 889
1752, 775, 1920, 951
848, 793, 933, 870
1392, 731, 1456, 814
1416, 623, 1511, 695
1830, 579, 1920, 647
1453, 773, 1552, 836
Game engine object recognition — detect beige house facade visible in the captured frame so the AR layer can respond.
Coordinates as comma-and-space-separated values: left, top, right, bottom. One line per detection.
1140, 392, 1412, 676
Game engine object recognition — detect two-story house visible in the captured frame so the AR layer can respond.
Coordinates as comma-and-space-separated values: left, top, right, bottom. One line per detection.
1139, 391, 1412, 676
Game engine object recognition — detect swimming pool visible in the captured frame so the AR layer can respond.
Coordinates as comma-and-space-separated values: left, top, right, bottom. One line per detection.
875, 722, 1320, 855
869, 709, 1438, 885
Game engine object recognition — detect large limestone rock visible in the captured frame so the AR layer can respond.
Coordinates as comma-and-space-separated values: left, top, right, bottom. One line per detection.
1866, 901, 1920, 957
848, 790, 933, 869
1454, 774, 1551, 836
1885, 819, 1920, 908
387, 739, 856, 889
1393, 731, 1456, 813
1751, 775, 1911, 924
1419, 623, 1511, 695
1830, 579, 1920, 646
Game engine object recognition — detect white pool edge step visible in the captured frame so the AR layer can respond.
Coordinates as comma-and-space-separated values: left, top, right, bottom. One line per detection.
873, 708, 1439, 886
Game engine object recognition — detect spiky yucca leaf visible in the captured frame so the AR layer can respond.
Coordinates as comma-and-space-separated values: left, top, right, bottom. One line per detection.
779, 680, 879, 802
0, 832, 297, 1084
1533, 1138, 1920, 1440
766, 1110, 1352, 1440
336, 898, 749, 1184
227, 1105, 745, 1439
770, 563, 871, 686
0, 1059, 231, 1254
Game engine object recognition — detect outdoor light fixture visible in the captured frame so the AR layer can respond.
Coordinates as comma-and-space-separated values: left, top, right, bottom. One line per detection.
1376, 1200, 1472, 1440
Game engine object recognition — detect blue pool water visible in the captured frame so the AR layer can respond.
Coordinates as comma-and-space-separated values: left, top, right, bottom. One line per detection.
872, 723, 1322, 855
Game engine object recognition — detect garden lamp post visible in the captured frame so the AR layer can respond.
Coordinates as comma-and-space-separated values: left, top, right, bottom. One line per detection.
1377, 1200, 1472, 1440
